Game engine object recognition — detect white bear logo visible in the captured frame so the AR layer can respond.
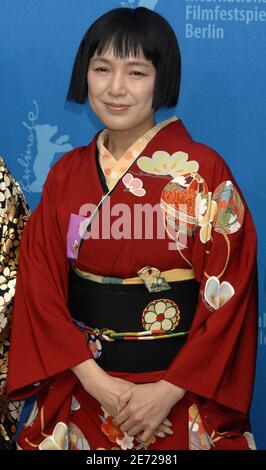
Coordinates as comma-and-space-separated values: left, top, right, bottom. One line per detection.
30, 124, 72, 193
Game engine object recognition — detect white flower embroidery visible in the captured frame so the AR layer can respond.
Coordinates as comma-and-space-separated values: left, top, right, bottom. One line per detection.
137, 151, 199, 178
71, 396, 81, 411
228, 214, 241, 233
0, 313, 7, 332
116, 434, 134, 450
8, 401, 23, 420
243, 432, 256, 450
204, 277, 235, 310
195, 193, 208, 221
171, 175, 188, 186
39, 422, 69, 450
142, 299, 180, 332
197, 193, 218, 243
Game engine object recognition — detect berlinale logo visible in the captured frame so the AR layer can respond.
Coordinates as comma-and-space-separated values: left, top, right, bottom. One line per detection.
18, 100, 73, 193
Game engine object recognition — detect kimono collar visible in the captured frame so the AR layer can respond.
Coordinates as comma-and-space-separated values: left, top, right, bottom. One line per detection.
97, 116, 178, 190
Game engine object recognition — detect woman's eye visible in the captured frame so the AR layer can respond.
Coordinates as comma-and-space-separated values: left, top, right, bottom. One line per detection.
94, 67, 109, 72
131, 71, 146, 76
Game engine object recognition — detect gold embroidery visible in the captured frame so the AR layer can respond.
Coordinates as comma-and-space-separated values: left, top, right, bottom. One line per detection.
0, 156, 29, 446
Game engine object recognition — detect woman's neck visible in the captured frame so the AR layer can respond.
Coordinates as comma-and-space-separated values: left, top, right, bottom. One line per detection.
105, 116, 156, 161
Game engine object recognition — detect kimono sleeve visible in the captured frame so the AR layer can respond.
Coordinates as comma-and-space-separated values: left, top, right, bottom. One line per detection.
0, 156, 30, 397
163, 151, 258, 414
7, 165, 93, 400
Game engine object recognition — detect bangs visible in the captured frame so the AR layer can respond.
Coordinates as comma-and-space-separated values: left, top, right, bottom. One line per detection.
89, 21, 155, 63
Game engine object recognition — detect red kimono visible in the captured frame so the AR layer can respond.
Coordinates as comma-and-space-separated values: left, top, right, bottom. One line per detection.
7, 118, 257, 450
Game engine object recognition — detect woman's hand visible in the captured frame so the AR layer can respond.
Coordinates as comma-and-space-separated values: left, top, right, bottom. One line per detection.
71, 359, 175, 440
113, 380, 186, 442
100, 378, 175, 440
71, 358, 135, 416
95, 375, 135, 417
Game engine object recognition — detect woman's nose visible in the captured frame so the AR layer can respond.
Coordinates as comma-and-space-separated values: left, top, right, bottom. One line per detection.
108, 72, 127, 96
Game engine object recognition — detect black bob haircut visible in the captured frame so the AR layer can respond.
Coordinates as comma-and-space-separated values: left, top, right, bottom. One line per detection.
67, 7, 181, 111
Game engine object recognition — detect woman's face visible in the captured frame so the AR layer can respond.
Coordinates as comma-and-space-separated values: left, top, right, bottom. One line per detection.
87, 46, 156, 131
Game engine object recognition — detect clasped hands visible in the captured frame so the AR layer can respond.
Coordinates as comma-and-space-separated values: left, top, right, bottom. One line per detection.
72, 359, 185, 444
112, 380, 185, 443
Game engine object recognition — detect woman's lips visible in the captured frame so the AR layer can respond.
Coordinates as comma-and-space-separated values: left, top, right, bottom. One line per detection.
105, 103, 131, 112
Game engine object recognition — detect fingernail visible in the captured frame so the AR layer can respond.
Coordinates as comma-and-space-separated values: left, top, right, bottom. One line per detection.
157, 432, 165, 438
166, 429, 174, 435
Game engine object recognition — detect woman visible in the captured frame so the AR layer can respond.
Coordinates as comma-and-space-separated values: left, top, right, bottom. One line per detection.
7, 7, 257, 450
0, 156, 29, 449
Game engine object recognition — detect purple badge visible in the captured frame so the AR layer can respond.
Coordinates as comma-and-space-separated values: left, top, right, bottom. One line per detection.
67, 213, 88, 261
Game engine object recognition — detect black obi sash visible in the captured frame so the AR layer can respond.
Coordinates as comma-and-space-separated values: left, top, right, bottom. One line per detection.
68, 266, 199, 373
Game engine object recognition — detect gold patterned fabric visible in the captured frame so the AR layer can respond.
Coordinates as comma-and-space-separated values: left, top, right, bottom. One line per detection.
0, 156, 30, 449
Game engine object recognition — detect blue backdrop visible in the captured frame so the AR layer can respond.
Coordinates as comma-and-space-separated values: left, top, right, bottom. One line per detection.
0, 0, 265, 449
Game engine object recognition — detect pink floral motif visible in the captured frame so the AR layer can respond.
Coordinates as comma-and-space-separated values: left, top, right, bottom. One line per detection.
116, 434, 134, 450
122, 173, 146, 197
